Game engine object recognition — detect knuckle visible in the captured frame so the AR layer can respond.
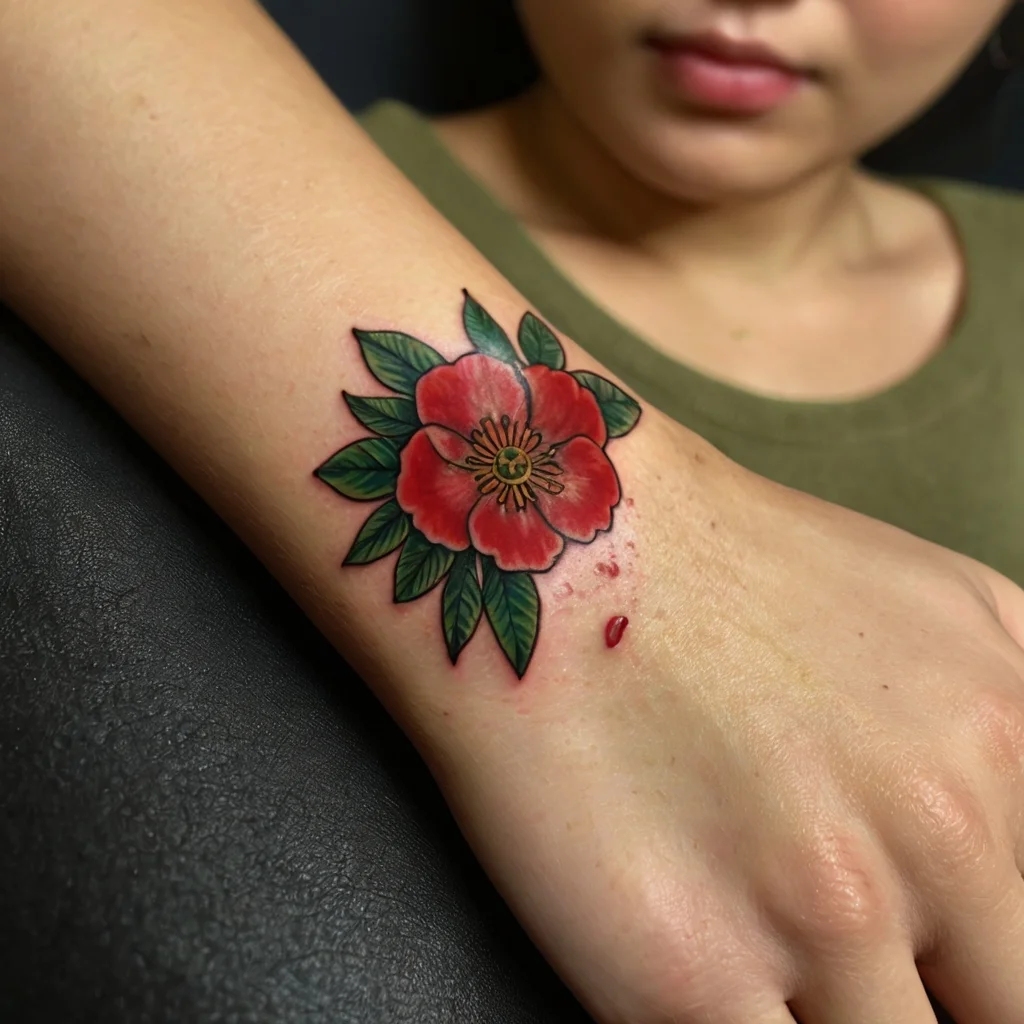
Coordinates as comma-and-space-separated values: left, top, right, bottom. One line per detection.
782, 826, 892, 946
965, 688, 1024, 782
896, 764, 996, 878
649, 916, 744, 1011
618, 875, 765, 1024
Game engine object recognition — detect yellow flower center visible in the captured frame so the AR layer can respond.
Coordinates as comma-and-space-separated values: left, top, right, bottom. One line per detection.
465, 415, 564, 510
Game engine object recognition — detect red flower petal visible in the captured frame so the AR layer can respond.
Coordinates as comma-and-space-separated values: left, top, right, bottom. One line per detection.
422, 424, 474, 465
469, 498, 564, 573
522, 365, 606, 447
396, 428, 480, 550
535, 436, 620, 542
416, 353, 528, 440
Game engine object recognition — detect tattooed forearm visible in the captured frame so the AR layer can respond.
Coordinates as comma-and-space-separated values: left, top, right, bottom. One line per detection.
315, 291, 640, 679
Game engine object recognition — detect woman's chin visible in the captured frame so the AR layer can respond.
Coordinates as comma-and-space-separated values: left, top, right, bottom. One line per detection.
641, 151, 830, 204
605, 116, 843, 204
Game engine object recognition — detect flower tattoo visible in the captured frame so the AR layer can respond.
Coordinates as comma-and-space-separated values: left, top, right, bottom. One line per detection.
315, 292, 641, 678
397, 354, 621, 573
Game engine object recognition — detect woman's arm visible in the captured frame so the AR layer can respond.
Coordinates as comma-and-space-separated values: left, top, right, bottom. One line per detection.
0, 0, 675, 718
3, 2, 1024, 1022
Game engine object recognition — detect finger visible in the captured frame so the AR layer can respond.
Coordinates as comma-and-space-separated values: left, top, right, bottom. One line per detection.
918, 864, 1024, 1024
787, 944, 939, 1024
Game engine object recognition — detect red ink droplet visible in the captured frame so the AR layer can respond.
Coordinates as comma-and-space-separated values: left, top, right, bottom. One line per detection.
605, 615, 629, 648
596, 562, 620, 578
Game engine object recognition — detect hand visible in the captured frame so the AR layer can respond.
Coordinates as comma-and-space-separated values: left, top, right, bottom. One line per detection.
422, 414, 1024, 1024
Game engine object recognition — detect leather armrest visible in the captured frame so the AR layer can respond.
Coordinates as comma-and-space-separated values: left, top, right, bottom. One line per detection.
0, 307, 587, 1022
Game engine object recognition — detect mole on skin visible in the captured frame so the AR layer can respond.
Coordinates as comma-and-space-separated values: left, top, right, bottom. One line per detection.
605, 615, 629, 648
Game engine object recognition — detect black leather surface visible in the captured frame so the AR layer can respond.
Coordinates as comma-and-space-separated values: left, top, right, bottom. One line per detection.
0, 310, 588, 1022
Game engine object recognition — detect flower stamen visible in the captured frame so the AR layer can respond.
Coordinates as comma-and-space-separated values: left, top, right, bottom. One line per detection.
483, 419, 503, 451
468, 416, 564, 506
531, 475, 564, 495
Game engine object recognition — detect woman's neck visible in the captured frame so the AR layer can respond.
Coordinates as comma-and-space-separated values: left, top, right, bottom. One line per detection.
475, 84, 880, 282
432, 84, 964, 401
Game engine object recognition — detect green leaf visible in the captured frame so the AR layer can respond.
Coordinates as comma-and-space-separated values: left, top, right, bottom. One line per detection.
354, 329, 446, 395
315, 437, 401, 501
442, 550, 483, 664
462, 290, 521, 365
394, 528, 455, 603
343, 393, 420, 440
480, 557, 539, 679
571, 371, 642, 439
518, 312, 565, 370
344, 499, 410, 566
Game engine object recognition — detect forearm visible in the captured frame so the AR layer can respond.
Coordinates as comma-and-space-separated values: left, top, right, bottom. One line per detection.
0, 0, 706, 749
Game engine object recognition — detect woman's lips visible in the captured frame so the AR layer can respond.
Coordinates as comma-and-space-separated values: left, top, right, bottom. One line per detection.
647, 33, 810, 115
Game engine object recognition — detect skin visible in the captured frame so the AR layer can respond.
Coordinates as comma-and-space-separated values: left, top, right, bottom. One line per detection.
435, 0, 1011, 400
1, 2, 1023, 1023
513, 0, 1009, 199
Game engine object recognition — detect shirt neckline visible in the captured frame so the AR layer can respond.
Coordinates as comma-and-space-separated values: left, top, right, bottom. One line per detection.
372, 101, 999, 443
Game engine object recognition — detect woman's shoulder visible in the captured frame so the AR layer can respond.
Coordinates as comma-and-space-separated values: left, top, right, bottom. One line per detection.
915, 177, 1024, 241
908, 178, 1024, 307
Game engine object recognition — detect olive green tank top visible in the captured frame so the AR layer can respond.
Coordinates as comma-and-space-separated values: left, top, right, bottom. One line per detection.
361, 101, 1024, 585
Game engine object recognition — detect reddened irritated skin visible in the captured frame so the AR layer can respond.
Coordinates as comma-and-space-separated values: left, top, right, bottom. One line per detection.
1, 2, 1023, 1023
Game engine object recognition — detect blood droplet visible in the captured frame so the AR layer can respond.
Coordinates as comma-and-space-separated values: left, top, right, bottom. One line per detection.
605, 615, 629, 648
596, 562, 620, 578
